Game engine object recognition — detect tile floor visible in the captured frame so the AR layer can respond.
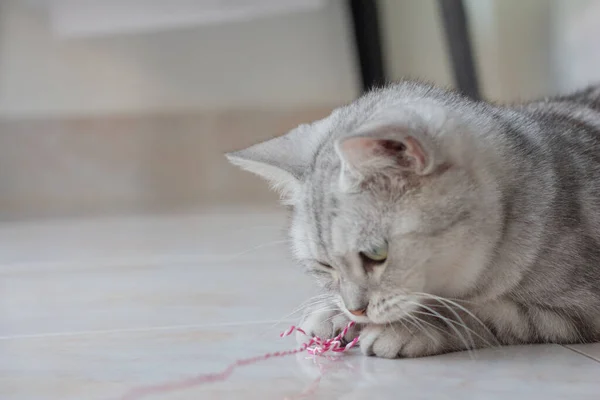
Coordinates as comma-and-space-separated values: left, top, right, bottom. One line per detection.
1, 209, 600, 400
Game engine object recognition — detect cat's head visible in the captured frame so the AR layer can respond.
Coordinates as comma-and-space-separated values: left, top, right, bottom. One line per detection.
227, 84, 503, 324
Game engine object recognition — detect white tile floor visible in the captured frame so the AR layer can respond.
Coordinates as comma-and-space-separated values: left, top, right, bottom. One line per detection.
1, 209, 600, 400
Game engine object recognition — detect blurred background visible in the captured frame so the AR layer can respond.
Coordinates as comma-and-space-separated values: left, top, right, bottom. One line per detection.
2, 3, 600, 398
0, 0, 599, 220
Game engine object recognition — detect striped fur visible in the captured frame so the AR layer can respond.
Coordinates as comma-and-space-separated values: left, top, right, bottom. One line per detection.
228, 81, 600, 358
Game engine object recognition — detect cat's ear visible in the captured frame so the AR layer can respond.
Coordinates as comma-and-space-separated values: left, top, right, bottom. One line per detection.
226, 124, 322, 201
335, 126, 441, 186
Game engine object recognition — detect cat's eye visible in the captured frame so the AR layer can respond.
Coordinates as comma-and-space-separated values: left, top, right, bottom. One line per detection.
360, 243, 388, 262
317, 261, 333, 270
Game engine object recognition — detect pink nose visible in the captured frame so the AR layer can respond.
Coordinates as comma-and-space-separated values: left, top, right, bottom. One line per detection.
349, 307, 367, 317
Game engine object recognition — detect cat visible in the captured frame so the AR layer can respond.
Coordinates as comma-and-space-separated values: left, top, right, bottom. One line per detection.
227, 81, 600, 358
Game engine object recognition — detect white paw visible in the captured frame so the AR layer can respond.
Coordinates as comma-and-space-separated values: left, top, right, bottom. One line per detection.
360, 323, 443, 358
296, 309, 359, 344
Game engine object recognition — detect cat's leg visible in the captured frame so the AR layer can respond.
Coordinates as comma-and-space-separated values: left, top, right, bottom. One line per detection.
296, 298, 360, 344
360, 304, 498, 358
476, 299, 599, 346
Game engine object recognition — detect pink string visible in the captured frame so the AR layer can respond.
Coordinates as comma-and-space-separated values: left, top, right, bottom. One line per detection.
280, 321, 359, 356
120, 321, 359, 400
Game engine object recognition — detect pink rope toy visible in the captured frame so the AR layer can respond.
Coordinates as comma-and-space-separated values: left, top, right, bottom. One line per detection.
120, 321, 359, 400
280, 321, 359, 356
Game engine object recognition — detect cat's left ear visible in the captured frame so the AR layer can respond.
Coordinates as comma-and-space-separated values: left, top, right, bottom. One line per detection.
226, 123, 324, 201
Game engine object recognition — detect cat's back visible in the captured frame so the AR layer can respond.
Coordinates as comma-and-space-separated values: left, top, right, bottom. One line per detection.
512, 86, 600, 253
504, 85, 600, 170
498, 86, 600, 309
549, 85, 600, 113
517, 84, 600, 137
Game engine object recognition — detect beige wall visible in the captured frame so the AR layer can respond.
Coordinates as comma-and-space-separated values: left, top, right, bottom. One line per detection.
552, 0, 600, 92
381, 0, 555, 102
2, 0, 598, 220
0, 1, 358, 118
0, 108, 333, 220
0, 0, 579, 119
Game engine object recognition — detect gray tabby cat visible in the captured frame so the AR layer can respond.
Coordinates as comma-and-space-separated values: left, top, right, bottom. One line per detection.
227, 81, 600, 358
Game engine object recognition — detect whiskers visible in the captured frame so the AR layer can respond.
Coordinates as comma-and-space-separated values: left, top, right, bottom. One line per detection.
263, 294, 338, 332
409, 292, 501, 357
226, 239, 292, 260
378, 292, 500, 359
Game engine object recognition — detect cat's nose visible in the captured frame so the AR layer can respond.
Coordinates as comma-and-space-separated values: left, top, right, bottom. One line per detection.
348, 306, 368, 316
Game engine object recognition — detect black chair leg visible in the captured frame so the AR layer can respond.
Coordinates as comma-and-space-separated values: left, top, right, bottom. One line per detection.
348, 0, 386, 93
437, 0, 481, 100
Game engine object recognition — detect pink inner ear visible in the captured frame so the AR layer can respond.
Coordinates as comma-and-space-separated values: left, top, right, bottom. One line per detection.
339, 137, 379, 166
341, 137, 378, 153
340, 135, 429, 173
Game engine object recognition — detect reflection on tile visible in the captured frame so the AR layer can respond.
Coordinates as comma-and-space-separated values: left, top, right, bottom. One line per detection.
1, 211, 600, 400
3, 326, 600, 400
1, 325, 243, 400
0, 212, 314, 336
0, 258, 311, 336
0, 210, 291, 270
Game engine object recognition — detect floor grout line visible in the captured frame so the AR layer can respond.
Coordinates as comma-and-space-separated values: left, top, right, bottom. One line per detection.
563, 344, 600, 363
0, 319, 294, 341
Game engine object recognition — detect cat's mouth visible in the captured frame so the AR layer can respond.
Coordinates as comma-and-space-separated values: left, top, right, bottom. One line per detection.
343, 310, 371, 324
337, 295, 420, 324
338, 302, 372, 323
361, 298, 421, 325
341, 305, 412, 325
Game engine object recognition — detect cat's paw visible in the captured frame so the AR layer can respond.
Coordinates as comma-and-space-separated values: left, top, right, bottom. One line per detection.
296, 309, 359, 345
360, 323, 444, 358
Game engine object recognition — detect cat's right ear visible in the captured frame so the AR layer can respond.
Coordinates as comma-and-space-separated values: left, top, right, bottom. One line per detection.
334, 125, 442, 191
226, 124, 323, 202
